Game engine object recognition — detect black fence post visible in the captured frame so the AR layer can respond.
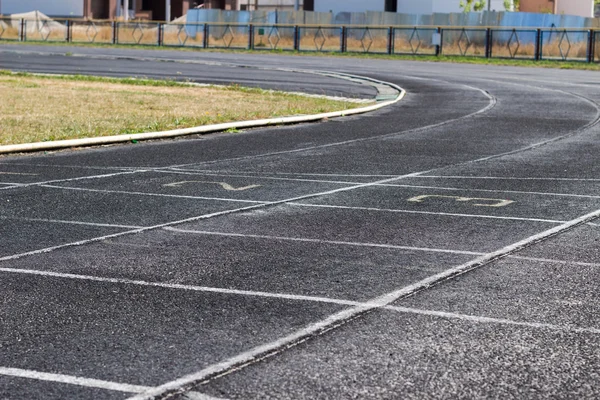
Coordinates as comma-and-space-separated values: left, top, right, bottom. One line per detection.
387, 27, 394, 55
112, 21, 118, 44
157, 23, 163, 46
20, 19, 26, 41
294, 25, 300, 51
587, 29, 594, 63
248, 24, 254, 50
535, 28, 542, 61
203, 24, 209, 48
340, 26, 346, 53
485, 28, 491, 58
437, 27, 443, 56
65, 20, 71, 42
593, 30, 597, 63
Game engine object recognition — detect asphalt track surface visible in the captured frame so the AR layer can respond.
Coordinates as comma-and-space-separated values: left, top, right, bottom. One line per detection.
1, 44, 600, 399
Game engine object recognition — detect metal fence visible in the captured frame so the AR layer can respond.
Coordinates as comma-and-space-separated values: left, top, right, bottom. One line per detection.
1, 18, 598, 63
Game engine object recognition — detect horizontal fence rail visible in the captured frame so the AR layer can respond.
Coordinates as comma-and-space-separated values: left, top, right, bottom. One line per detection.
0, 18, 598, 63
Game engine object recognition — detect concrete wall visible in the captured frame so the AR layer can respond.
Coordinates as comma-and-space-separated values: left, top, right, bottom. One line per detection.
314, 0, 386, 14
2, 0, 84, 16
557, 0, 594, 18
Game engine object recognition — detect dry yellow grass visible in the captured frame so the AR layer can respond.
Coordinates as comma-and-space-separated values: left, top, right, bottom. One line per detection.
0, 74, 365, 145
71, 23, 114, 43
0, 26, 20, 40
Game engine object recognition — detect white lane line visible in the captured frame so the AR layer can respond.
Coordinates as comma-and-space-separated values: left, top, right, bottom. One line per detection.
166, 82, 496, 171
1, 265, 599, 337
491, 74, 600, 90
41, 185, 268, 204
182, 392, 229, 400
508, 255, 600, 268
588, 222, 599, 227
386, 306, 600, 335
0, 366, 225, 399
0, 171, 38, 176
419, 175, 600, 182
0, 183, 24, 188
248, 172, 397, 178
158, 169, 359, 186
163, 181, 261, 191
0, 169, 446, 263
0, 205, 262, 263
0, 267, 361, 307
32, 179, 600, 206
129, 206, 600, 400
469, 76, 600, 156
287, 203, 565, 224
0, 217, 144, 230
167, 169, 396, 179
163, 227, 484, 256
0, 170, 146, 191
379, 183, 600, 200
161, 171, 600, 201
0, 367, 150, 393
0, 161, 132, 171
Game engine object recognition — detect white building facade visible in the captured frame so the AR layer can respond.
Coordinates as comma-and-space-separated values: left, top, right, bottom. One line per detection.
314, 0, 385, 13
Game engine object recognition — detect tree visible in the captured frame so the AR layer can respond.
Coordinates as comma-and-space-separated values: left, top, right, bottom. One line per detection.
504, 0, 520, 11
459, 0, 486, 12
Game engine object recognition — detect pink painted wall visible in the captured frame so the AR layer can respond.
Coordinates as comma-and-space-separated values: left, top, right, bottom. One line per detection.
556, 0, 594, 17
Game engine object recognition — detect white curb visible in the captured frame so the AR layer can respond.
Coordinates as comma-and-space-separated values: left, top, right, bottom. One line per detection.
0, 71, 405, 154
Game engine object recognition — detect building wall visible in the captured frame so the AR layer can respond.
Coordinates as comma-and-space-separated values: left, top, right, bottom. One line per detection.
519, 0, 593, 17
204, 0, 238, 9
90, 0, 107, 18
85, 0, 117, 19
556, 0, 594, 17
519, 0, 555, 13
314, 0, 385, 14
82, 0, 191, 21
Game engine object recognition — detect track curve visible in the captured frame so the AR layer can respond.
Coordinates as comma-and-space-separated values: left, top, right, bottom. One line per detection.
1, 44, 600, 400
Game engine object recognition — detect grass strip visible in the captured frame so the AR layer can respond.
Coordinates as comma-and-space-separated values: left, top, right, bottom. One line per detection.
0, 71, 365, 145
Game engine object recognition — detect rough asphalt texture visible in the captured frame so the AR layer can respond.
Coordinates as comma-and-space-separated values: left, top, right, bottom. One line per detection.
0, 44, 599, 400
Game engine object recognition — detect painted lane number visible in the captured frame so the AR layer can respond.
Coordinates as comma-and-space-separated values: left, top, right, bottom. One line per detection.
407, 195, 514, 208
163, 181, 261, 191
